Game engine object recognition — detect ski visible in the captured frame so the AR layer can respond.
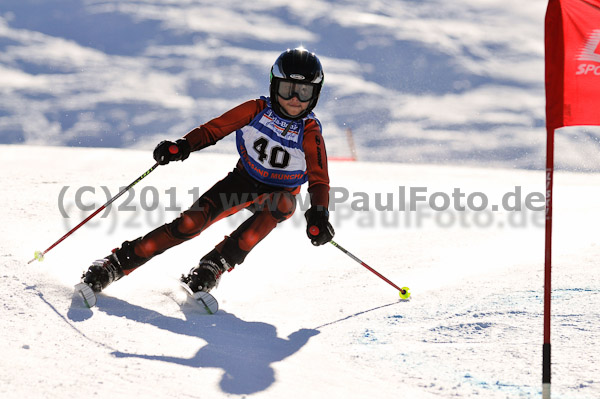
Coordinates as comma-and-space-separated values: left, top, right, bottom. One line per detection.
74, 282, 97, 308
73, 279, 218, 314
179, 279, 219, 315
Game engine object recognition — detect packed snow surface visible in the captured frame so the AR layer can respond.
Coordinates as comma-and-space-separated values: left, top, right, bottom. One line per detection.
1, 145, 599, 398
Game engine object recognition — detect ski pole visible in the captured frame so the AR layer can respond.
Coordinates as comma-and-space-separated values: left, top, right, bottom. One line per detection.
28, 162, 160, 264
328, 239, 411, 299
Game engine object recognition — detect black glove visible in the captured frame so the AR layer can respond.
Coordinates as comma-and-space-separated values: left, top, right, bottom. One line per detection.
305, 207, 334, 246
153, 139, 191, 165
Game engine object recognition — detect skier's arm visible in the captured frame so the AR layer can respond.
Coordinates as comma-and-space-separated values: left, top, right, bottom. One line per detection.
303, 120, 334, 246
303, 119, 330, 209
184, 99, 266, 151
153, 99, 266, 165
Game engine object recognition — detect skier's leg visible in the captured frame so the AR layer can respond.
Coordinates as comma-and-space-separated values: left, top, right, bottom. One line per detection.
224, 190, 297, 264
130, 166, 261, 263
83, 168, 255, 291
184, 190, 297, 293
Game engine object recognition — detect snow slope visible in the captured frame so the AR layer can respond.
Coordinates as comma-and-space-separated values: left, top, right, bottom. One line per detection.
1, 144, 599, 398
0, 0, 564, 168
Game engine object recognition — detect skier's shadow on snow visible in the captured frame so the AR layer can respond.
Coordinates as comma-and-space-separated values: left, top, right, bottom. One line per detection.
95, 296, 319, 395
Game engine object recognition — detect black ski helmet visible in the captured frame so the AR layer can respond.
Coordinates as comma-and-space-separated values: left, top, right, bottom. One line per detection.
270, 47, 324, 119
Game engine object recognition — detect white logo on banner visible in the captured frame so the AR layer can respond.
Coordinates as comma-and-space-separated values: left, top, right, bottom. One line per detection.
576, 29, 600, 75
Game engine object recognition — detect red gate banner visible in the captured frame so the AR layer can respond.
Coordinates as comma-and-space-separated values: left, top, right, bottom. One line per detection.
544, 0, 600, 396
546, 0, 600, 131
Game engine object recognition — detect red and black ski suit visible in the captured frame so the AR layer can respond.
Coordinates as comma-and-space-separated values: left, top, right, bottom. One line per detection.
118, 98, 330, 274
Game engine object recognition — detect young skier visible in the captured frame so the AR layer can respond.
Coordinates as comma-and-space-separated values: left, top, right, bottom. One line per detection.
81, 47, 335, 295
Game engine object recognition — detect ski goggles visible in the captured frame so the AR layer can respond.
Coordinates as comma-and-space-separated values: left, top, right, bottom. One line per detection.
276, 80, 316, 102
